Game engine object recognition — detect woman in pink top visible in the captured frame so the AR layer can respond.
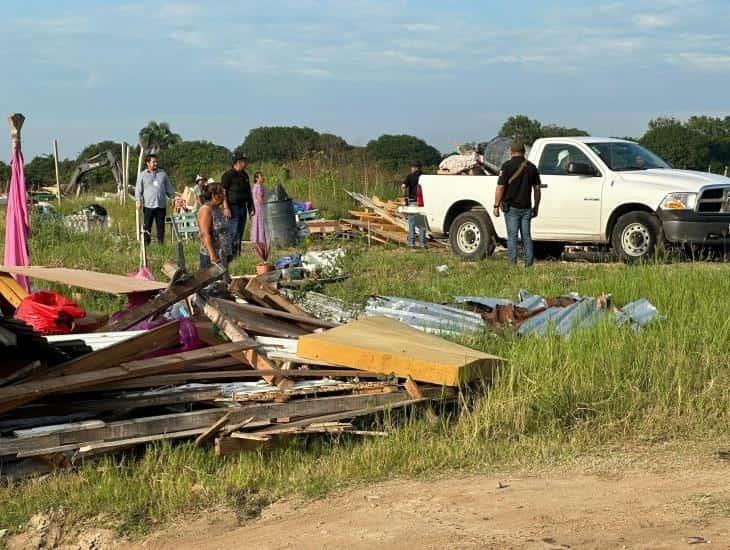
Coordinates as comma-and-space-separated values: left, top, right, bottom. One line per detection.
250, 171, 266, 246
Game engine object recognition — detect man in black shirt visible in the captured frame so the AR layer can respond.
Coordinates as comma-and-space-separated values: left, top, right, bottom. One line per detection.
221, 153, 254, 257
401, 161, 427, 249
493, 142, 541, 266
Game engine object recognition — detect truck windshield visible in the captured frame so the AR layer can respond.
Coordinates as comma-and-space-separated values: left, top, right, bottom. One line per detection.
588, 142, 671, 171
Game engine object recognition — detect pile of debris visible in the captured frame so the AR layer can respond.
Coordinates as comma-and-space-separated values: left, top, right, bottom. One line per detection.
364, 290, 661, 337
306, 192, 446, 248
0, 263, 501, 481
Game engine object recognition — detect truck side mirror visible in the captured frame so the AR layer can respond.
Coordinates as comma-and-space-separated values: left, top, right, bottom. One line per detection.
567, 162, 597, 176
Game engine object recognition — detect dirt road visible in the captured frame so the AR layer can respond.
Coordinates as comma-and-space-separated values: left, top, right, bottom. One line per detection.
131, 459, 730, 549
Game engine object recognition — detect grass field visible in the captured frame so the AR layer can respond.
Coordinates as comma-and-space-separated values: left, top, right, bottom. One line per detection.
1, 195, 730, 536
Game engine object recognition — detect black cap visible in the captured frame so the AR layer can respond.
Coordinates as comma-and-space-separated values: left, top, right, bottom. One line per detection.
410, 160, 422, 169
232, 152, 248, 163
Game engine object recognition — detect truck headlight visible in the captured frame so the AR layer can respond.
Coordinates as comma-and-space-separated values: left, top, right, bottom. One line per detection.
660, 192, 697, 210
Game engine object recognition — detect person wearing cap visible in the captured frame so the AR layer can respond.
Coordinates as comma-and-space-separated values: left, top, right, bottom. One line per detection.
401, 161, 427, 249
135, 153, 174, 245
221, 152, 254, 257
493, 142, 542, 267
193, 174, 207, 208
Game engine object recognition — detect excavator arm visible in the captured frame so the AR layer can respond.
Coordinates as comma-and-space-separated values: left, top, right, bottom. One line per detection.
64, 150, 124, 196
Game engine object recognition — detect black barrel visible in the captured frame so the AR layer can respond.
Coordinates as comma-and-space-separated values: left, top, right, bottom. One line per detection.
263, 182, 298, 247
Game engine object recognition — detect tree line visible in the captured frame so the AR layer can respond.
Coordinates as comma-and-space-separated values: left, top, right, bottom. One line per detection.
6, 114, 730, 191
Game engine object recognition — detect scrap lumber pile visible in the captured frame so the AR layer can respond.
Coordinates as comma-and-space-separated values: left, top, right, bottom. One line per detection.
305, 192, 446, 248
0, 263, 498, 480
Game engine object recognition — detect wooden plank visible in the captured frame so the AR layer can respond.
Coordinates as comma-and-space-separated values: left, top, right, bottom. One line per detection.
35, 321, 180, 380
209, 298, 310, 338
244, 277, 315, 319
215, 300, 338, 329
79, 368, 385, 391
0, 266, 167, 294
195, 295, 283, 386
194, 412, 231, 446
252, 398, 423, 435
100, 264, 225, 332
0, 341, 256, 415
0, 273, 29, 307
0, 392, 415, 456
215, 434, 269, 455
297, 316, 503, 387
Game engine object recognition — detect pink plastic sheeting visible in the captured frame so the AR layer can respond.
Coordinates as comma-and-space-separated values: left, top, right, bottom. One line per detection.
3, 139, 30, 292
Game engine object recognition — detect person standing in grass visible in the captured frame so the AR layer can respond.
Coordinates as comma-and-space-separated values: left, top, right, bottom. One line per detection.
250, 171, 267, 247
197, 182, 232, 269
135, 153, 174, 245
401, 161, 427, 249
221, 152, 254, 257
193, 174, 206, 209
493, 142, 541, 267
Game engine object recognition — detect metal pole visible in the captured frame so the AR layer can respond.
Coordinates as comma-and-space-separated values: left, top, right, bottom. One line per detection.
52, 139, 61, 206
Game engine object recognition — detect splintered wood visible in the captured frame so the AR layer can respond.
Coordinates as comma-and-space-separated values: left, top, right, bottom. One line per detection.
0, 265, 490, 479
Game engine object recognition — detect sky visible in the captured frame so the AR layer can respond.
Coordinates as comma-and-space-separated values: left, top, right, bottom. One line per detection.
1, 0, 730, 160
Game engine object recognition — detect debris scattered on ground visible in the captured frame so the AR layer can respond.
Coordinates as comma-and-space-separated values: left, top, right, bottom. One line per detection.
361, 290, 661, 337
0, 262, 487, 481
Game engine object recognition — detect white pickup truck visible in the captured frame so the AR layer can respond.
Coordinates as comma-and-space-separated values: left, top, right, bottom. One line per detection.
419, 137, 730, 261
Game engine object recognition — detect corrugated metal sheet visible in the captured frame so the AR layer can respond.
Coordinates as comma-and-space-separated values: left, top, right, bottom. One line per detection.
365, 296, 485, 335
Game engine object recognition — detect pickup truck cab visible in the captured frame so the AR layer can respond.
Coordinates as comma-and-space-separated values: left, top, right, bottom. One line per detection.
419, 137, 730, 261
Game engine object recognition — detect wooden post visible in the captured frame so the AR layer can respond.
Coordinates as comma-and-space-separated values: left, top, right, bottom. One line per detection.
725, 166, 728, 177
135, 145, 144, 241
124, 143, 130, 205
120, 142, 126, 204
52, 139, 61, 205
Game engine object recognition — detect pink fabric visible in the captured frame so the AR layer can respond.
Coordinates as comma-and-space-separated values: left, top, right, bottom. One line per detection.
3, 140, 30, 292
250, 183, 266, 245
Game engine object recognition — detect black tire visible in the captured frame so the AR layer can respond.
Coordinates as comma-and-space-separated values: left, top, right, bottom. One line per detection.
533, 242, 565, 260
611, 211, 664, 262
449, 211, 496, 261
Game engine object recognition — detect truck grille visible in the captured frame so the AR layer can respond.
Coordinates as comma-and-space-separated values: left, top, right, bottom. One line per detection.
697, 187, 730, 214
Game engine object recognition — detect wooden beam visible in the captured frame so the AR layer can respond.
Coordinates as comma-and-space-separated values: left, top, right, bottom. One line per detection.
209, 298, 310, 338
34, 321, 181, 380
0, 392, 417, 456
194, 412, 231, 446
99, 264, 225, 332
213, 299, 338, 330
252, 398, 423, 435
195, 294, 284, 386
0, 341, 256, 415
244, 277, 315, 319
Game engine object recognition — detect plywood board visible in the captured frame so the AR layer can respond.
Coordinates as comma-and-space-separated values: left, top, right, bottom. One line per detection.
297, 316, 502, 386
0, 266, 167, 294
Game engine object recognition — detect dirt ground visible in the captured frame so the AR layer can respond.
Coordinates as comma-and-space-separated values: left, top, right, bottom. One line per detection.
131, 461, 729, 549
9, 454, 730, 549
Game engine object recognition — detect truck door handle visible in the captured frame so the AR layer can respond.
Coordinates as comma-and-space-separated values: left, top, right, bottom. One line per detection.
540, 184, 548, 189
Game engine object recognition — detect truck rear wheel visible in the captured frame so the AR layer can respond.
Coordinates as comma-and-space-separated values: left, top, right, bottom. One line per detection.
611, 211, 664, 262
449, 211, 495, 261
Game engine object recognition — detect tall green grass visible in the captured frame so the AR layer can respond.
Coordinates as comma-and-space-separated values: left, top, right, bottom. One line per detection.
1, 180, 729, 535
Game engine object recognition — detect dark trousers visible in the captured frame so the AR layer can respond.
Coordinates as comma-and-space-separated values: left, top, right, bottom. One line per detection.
143, 207, 166, 245
229, 204, 247, 257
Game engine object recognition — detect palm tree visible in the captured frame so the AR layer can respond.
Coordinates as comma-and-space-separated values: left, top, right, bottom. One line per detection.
138, 121, 182, 154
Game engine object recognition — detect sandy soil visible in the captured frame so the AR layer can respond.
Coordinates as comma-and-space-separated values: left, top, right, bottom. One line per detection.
9, 454, 730, 549
128, 461, 730, 549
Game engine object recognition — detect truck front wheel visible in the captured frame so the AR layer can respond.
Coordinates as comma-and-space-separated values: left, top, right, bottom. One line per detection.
449, 211, 495, 261
611, 211, 664, 262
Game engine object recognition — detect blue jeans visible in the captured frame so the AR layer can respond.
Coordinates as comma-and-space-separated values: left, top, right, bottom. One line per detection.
228, 204, 247, 257
505, 207, 534, 266
407, 200, 427, 248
